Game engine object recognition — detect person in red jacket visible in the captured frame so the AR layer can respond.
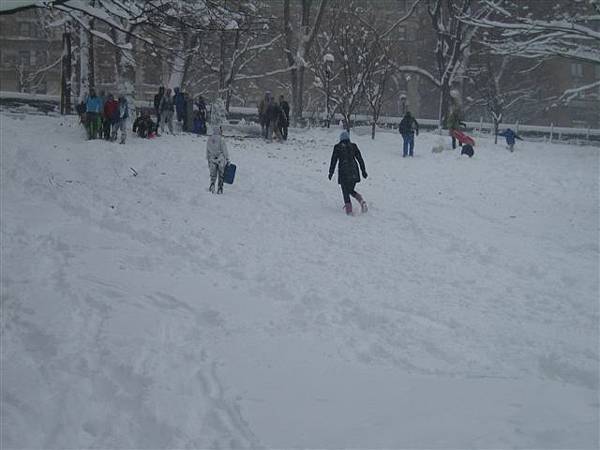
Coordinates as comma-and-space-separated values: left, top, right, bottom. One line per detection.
103, 94, 119, 140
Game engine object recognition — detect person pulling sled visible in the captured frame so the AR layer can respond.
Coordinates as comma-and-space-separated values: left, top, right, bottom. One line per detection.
328, 131, 368, 215
206, 126, 230, 194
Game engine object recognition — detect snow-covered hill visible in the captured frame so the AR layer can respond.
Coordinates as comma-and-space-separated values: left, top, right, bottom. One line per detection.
1, 112, 598, 448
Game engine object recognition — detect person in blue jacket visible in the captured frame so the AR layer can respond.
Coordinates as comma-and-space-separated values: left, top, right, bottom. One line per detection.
85, 89, 102, 139
498, 128, 523, 152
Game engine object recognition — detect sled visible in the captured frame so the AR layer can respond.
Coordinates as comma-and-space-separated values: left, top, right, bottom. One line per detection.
451, 129, 475, 146
223, 163, 236, 184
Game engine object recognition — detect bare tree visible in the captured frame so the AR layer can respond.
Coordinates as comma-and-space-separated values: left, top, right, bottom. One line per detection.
465, 56, 539, 142
460, 0, 600, 100
283, 0, 329, 124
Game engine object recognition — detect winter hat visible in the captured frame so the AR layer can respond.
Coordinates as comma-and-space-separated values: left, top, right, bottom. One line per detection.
340, 130, 350, 142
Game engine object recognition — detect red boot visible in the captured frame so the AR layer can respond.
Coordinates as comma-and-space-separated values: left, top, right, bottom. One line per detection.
344, 202, 353, 215
353, 192, 368, 213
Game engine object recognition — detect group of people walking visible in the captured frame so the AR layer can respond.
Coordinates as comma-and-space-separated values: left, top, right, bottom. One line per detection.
153, 87, 208, 136
258, 91, 290, 141
78, 89, 129, 143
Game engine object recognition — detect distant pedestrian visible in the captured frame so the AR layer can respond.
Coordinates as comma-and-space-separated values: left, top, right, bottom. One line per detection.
153, 86, 165, 134
183, 93, 194, 132
279, 95, 290, 140
103, 94, 118, 140
398, 111, 419, 157
111, 96, 129, 144
174, 87, 185, 123
498, 128, 523, 152
85, 89, 102, 140
328, 130, 368, 215
159, 88, 175, 134
206, 126, 230, 194
446, 108, 466, 149
269, 100, 282, 141
258, 91, 272, 139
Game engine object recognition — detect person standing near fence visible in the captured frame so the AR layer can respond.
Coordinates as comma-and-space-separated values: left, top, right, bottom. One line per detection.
159, 88, 175, 135
279, 95, 290, 140
111, 96, 129, 144
153, 86, 164, 134
85, 89, 102, 140
398, 111, 419, 157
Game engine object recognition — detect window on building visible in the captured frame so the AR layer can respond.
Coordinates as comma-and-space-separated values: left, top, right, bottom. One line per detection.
18, 51, 30, 66
18, 22, 31, 37
3, 53, 16, 66
570, 63, 583, 78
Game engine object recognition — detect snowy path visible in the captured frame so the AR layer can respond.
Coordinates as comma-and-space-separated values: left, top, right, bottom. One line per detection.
1, 113, 598, 448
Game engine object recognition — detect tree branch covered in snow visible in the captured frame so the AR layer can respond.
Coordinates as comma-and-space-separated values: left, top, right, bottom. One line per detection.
460, 0, 600, 66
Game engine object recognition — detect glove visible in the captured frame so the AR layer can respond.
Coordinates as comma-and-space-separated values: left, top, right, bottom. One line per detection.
362, 171, 368, 179
328, 173, 333, 180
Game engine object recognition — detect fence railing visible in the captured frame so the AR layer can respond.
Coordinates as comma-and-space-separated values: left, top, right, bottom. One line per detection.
2, 91, 599, 142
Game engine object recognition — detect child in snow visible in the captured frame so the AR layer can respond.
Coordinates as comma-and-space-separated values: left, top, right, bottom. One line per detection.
498, 128, 523, 152
133, 113, 155, 138
206, 126, 230, 194
328, 130, 368, 215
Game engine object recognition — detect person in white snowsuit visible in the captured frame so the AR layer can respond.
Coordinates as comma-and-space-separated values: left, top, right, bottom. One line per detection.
111, 96, 129, 144
206, 126, 230, 194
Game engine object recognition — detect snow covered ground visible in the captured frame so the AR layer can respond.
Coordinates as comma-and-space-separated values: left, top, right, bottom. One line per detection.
1, 112, 598, 449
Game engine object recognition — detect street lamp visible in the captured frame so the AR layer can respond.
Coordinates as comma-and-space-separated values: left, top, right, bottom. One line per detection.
324, 53, 334, 128
399, 93, 407, 116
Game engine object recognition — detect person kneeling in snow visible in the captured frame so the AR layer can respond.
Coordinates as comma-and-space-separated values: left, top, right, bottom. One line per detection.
206, 126, 230, 194
498, 128, 522, 152
328, 130, 368, 215
133, 112, 155, 138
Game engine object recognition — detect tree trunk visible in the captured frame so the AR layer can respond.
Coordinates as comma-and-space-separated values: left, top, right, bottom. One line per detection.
371, 121, 376, 140
493, 117, 499, 144
79, 24, 89, 101
438, 83, 450, 129
88, 23, 95, 91
61, 31, 72, 114
114, 29, 136, 106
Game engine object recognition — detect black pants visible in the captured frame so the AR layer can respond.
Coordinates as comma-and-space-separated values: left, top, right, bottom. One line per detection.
155, 109, 161, 133
280, 124, 288, 140
451, 136, 463, 149
341, 182, 358, 204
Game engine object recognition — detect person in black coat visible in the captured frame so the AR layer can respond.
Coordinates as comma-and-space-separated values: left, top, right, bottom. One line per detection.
153, 86, 164, 134
278, 95, 290, 140
328, 130, 368, 215
398, 111, 419, 157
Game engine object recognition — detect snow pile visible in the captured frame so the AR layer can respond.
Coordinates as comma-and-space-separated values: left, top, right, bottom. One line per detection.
1, 112, 598, 448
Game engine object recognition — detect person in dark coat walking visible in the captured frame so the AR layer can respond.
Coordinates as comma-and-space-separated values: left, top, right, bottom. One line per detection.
278, 95, 290, 140
174, 87, 185, 123
328, 130, 368, 215
398, 111, 419, 157
153, 86, 165, 134
498, 128, 523, 152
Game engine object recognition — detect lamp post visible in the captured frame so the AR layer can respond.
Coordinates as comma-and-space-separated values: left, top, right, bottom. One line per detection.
324, 53, 334, 128
400, 93, 407, 116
